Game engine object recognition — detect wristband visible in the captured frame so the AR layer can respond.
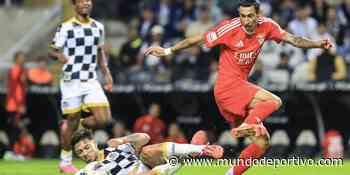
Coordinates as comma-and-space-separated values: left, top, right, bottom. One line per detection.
164, 48, 172, 55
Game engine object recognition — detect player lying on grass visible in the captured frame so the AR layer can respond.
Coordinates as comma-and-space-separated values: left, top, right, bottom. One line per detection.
72, 129, 223, 175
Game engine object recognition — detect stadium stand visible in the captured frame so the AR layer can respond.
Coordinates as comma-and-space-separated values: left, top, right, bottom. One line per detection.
290, 130, 318, 158
218, 130, 240, 158
39, 130, 59, 158
265, 129, 290, 158
346, 139, 350, 158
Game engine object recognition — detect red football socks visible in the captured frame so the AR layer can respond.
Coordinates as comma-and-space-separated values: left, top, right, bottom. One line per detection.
233, 143, 265, 175
244, 100, 279, 124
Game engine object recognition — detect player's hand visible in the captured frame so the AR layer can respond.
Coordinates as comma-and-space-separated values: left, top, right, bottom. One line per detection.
104, 73, 113, 92
144, 46, 168, 57
320, 39, 332, 49
107, 138, 124, 147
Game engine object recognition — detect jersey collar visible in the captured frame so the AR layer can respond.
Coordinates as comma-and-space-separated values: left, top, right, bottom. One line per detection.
72, 16, 93, 25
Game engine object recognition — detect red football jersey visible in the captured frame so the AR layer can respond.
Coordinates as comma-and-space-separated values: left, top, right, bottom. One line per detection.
204, 17, 286, 87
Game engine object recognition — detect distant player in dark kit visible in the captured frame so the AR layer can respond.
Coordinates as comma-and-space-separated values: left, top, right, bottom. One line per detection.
50, 0, 113, 173
144, 0, 332, 174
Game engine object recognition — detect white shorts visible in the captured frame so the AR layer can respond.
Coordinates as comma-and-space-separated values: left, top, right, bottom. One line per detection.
60, 79, 109, 115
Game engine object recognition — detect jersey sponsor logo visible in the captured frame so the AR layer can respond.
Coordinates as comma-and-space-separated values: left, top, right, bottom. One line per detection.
207, 31, 218, 43
235, 49, 261, 65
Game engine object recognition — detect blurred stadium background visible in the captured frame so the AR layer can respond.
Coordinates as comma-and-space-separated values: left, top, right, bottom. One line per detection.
0, 0, 349, 174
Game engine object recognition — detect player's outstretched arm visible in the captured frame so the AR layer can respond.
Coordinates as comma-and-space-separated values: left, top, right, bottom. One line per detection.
107, 133, 150, 150
282, 32, 332, 49
144, 34, 204, 57
49, 48, 68, 64
97, 47, 113, 92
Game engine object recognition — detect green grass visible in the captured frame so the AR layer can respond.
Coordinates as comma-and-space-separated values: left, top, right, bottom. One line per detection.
0, 159, 349, 175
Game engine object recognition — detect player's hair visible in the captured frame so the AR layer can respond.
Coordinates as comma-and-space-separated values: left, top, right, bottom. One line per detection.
239, 0, 260, 13
71, 129, 93, 148
71, 0, 77, 4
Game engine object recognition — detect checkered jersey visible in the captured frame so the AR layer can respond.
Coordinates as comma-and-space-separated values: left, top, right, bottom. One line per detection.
95, 145, 140, 175
51, 17, 105, 81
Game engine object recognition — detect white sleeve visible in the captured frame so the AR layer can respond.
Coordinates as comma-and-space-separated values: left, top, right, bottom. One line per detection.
117, 144, 136, 154
52, 24, 67, 49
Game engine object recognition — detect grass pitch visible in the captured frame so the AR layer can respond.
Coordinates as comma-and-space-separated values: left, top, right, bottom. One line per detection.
0, 159, 348, 175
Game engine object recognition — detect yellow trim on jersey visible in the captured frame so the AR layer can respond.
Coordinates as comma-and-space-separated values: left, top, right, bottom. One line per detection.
82, 103, 110, 110
63, 16, 94, 25
152, 167, 162, 175
160, 142, 170, 161
50, 44, 62, 50
97, 150, 105, 161
62, 107, 81, 115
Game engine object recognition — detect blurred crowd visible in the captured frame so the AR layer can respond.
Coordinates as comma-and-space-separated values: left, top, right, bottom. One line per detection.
0, 0, 23, 6
95, 0, 350, 85
2, 0, 350, 87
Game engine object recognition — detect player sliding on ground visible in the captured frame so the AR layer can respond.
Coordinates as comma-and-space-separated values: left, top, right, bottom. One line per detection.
144, 0, 332, 174
72, 130, 223, 175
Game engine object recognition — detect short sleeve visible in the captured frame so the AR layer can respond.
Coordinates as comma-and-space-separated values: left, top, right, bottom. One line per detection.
204, 20, 233, 48
117, 144, 136, 154
267, 19, 286, 43
51, 24, 67, 49
99, 25, 105, 47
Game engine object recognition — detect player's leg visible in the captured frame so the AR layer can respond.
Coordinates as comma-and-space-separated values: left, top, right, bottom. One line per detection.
140, 142, 223, 168
138, 133, 215, 175
246, 88, 282, 123
81, 80, 112, 129
82, 106, 111, 129
59, 96, 82, 173
232, 88, 282, 137
138, 130, 210, 168
224, 87, 276, 175
226, 126, 270, 175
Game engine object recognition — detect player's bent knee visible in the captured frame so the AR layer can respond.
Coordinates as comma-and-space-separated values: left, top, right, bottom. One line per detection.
140, 145, 166, 168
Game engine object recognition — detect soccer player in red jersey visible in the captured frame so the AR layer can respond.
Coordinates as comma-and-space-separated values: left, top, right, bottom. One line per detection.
145, 0, 332, 174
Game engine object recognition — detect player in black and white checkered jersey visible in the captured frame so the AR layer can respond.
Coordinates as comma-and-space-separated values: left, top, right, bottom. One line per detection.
72, 130, 176, 175
72, 130, 223, 175
50, 0, 113, 173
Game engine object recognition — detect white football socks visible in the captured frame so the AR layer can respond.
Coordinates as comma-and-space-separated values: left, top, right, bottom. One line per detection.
60, 150, 73, 165
165, 142, 205, 157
